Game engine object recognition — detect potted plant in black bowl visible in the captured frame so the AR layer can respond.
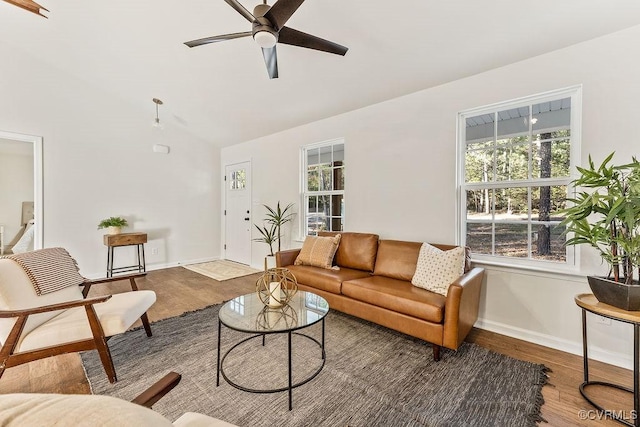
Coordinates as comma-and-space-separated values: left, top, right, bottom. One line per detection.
561, 152, 640, 310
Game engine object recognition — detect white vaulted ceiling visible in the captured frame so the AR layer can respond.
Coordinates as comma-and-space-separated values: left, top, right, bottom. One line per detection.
2, 0, 640, 147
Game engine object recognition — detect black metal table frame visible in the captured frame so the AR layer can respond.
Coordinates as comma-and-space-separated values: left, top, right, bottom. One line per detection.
579, 307, 639, 427
106, 243, 146, 278
216, 316, 326, 411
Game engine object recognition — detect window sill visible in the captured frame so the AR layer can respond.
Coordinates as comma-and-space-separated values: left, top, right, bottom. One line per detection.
470, 258, 586, 282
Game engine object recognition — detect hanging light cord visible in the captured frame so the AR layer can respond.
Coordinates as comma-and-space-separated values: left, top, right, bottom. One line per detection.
152, 98, 163, 126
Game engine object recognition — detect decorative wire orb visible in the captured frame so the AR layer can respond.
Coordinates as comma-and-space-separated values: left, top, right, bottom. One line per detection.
255, 304, 299, 330
256, 267, 298, 308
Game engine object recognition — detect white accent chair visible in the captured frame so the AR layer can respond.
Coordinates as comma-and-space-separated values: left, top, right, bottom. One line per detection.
0, 253, 156, 383
0, 372, 237, 427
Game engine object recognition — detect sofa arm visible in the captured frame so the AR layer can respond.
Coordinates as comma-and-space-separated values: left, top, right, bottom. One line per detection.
276, 249, 301, 267
442, 267, 485, 350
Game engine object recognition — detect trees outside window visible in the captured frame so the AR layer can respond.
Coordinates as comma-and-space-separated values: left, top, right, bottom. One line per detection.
459, 87, 581, 268
301, 140, 345, 236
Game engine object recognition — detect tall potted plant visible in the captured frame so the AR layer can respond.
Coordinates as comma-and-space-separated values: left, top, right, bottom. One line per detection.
263, 202, 295, 253
561, 152, 640, 310
254, 202, 295, 269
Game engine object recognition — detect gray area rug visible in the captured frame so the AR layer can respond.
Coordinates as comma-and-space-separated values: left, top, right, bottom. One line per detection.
81, 304, 548, 427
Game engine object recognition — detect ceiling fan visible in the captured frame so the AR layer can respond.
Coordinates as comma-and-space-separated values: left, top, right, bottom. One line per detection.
184, 0, 348, 79
2, 0, 48, 17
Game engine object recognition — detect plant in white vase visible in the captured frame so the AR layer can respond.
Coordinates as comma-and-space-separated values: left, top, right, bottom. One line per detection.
98, 217, 128, 235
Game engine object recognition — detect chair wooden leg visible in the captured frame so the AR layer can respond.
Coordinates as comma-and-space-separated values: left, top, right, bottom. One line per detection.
0, 315, 28, 381
85, 305, 117, 383
141, 313, 152, 337
433, 344, 441, 362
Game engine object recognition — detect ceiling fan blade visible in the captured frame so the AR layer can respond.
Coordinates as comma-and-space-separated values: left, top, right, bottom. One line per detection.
223, 0, 256, 22
2, 0, 48, 17
261, 46, 279, 79
278, 27, 348, 56
263, 0, 304, 30
184, 31, 252, 48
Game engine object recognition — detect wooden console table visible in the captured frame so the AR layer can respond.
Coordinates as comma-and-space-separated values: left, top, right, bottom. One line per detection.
103, 232, 147, 278
575, 293, 640, 426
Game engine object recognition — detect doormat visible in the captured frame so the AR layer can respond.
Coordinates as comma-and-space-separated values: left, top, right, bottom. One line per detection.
182, 260, 260, 281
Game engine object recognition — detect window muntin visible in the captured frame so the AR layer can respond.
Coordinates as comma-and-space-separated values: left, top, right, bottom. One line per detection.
459, 88, 580, 268
229, 169, 246, 190
302, 140, 344, 236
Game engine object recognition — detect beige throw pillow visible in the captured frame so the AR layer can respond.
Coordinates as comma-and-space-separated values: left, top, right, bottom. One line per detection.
411, 243, 465, 296
294, 234, 341, 269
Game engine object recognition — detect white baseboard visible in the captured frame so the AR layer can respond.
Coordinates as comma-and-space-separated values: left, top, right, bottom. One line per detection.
475, 317, 633, 370
148, 256, 219, 270
83, 257, 220, 280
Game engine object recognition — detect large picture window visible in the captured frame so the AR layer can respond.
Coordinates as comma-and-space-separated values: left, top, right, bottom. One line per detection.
458, 87, 581, 268
301, 140, 344, 236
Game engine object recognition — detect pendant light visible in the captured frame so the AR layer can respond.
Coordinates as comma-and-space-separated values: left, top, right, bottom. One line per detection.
152, 98, 164, 129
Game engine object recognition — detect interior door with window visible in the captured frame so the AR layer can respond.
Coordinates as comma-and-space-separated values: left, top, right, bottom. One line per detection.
224, 162, 251, 265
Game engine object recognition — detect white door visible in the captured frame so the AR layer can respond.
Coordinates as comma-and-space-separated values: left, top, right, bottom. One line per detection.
224, 162, 251, 265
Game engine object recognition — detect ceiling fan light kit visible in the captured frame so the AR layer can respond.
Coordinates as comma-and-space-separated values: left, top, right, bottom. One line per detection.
184, 0, 348, 79
253, 31, 277, 48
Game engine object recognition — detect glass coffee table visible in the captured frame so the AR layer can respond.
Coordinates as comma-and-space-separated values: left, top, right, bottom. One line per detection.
217, 291, 329, 410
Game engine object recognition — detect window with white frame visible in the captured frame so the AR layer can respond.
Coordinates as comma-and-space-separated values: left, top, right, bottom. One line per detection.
302, 140, 345, 236
458, 87, 581, 268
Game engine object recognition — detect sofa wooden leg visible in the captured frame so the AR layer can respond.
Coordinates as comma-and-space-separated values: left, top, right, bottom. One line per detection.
432, 344, 441, 361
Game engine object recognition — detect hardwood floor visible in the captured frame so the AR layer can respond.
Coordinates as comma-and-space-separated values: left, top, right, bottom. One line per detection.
0, 267, 634, 426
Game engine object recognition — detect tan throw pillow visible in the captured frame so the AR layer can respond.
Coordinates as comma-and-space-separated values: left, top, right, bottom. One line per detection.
411, 243, 465, 296
294, 234, 341, 269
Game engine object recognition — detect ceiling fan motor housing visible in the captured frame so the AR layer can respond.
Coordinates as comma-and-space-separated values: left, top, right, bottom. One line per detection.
252, 4, 278, 46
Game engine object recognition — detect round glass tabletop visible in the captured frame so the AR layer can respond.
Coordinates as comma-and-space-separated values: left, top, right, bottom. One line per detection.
219, 290, 330, 334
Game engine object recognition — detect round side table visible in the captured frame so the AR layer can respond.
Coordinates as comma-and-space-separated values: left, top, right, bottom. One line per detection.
575, 293, 640, 426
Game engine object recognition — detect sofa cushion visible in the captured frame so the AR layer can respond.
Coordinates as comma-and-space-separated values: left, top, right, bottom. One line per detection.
373, 240, 421, 280
294, 234, 341, 269
342, 276, 445, 323
411, 244, 466, 296
319, 232, 379, 272
285, 265, 372, 294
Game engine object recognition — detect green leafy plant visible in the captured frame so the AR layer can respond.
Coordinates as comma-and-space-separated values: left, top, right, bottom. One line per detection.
253, 223, 278, 256
253, 202, 295, 255
97, 216, 128, 230
560, 153, 640, 283
264, 202, 295, 252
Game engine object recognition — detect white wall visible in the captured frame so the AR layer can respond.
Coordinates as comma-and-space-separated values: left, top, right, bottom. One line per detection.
221, 25, 640, 368
0, 148, 33, 247
0, 40, 222, 277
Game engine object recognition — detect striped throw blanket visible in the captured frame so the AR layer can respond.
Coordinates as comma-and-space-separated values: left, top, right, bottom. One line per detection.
3, 247, 85, 295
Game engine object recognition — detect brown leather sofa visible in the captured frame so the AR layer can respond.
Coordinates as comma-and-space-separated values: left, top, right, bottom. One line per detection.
276, 232, 485, 361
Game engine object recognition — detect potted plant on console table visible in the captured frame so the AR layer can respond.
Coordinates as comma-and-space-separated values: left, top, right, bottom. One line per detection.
561, 152, 640, 310
98, 216, 128, 235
